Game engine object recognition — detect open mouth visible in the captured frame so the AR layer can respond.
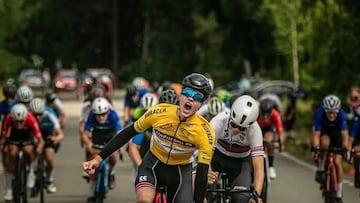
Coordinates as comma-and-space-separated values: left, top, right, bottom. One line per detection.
184, 102, 192, 110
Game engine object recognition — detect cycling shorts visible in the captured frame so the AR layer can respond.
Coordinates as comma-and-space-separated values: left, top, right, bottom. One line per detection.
320, 128, 342, 148
135, 151, 193, 203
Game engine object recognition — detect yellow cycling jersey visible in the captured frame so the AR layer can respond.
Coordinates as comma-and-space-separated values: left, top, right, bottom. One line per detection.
134, 103, 215, 165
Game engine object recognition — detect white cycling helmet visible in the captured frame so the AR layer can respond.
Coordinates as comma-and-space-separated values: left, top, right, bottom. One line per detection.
208, 97, 225, 116
91, 97, 110, 114
29, 98, 45, 114
11, 103, 28, 121
323, 94, 341, 112
17, 86, 33, 102
230, 95, 259, 128
140, 93, 159, 109
132, 77, 146, 89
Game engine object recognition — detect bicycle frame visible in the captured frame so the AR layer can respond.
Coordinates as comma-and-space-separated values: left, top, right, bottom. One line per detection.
13, 144, 28, 203
94, 159, 109, 203
206, 173, 258, 203
313, 147, 344, 203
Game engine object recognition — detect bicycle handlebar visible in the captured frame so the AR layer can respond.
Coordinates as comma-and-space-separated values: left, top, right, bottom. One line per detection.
311, 147, 346, 153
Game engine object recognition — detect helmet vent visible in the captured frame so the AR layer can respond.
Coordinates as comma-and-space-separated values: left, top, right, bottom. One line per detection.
240, 115, 247, 125
246, 101, 252, 107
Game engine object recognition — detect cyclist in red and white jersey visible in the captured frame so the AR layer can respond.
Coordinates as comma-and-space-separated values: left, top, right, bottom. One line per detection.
208, 95, 264, 203
0, 103, 44, 201
257, 98, 285, 180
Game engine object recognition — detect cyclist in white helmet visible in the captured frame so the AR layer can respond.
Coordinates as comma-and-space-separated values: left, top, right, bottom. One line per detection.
198, 96, 227, 122
0, 103, 44, 201
312, 94, 350, 202
81, 97, 122, 201
29, 98, 64, 193
208, 95, 264, 203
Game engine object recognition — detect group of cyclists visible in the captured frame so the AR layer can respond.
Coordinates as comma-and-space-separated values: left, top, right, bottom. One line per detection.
81, 73, 293, 203
2, 71, 360, 203
0, 81, 66, 202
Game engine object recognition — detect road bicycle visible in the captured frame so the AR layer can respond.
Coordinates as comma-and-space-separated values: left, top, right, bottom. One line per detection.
12, 142, 29, 203
206, 173, 259, 203
30, 152, 46, 203
153, 185, 167, 203
312, 147, 345, 203
94, 159, 110, 203
350, 148, 360, 189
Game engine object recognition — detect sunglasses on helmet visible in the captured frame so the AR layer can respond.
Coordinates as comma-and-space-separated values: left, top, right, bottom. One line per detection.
181, 87, 205, 102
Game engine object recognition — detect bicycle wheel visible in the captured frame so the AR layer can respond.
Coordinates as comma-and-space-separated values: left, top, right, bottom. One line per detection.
19, 152, 28, 203
38, 154, 45, 203
262, 156, 269, 203
13, 154, 22, 203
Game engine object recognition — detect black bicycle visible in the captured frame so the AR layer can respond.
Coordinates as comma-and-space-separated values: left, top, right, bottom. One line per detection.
206, 173, 259, 203
94, 159, 110, 203
30, 153, 46, 203
12, 142, 28, 203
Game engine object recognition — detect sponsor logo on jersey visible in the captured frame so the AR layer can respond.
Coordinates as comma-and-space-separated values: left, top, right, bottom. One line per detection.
201, 123, 214, 145
144, 108, 166, 118
159, 123, 175, 131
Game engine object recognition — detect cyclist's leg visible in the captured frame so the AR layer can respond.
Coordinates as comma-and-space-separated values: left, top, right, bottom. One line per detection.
263, 129, 276, 178
168, 164, 193, 203
108, 151, 118, 189
229, 157, 252, 202
329, 133, 344, 199
353, 144, 360, 188
316, 134, 330, 183
44, 143, 57, 193
3, 143, 18, 200
135, 152, 157, 203
23, 143, 37, 188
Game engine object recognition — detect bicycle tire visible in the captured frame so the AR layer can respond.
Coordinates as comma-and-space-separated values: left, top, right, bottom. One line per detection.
16, 151, 28, 203
38, 154, 45, 203
13, 153, 22, 203
262, 155, 269, 203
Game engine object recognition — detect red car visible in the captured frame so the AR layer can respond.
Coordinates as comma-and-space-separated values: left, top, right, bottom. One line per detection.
54, 69, 78, 92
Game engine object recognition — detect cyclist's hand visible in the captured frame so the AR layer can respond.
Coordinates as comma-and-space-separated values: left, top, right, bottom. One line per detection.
311, 147, 320, 161
82, 156, 102, 175
207, 169, 219, 184
249, 196, 262, 203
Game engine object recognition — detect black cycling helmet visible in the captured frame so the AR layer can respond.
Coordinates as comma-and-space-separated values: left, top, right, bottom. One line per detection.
182, 73, 212, 100
126, 84, 137, 97
2, 83, 17, 99
159, 89, 180, 105
45, 92, 57, 103
260, 98, 274, 119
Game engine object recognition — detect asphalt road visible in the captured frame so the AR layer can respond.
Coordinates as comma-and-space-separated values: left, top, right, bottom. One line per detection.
1, 91, 360, 202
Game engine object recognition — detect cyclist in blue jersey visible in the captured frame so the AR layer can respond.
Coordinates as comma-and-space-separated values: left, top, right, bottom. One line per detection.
312, 95, 350, 203
29, 98, 64, 193
81, 97, 122, 202
0, 83, 17, 126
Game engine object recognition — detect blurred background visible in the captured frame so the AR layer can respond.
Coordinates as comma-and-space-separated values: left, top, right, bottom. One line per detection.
0, 0, 359, 100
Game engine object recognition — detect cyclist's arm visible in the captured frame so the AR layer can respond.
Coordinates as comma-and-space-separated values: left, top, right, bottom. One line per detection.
252, 155, 264, 195
98, 124, 137, 160
194, 163, 209, 203
272, 110, 285, 146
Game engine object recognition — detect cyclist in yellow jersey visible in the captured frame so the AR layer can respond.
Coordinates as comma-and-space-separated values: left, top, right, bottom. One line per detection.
82, 73, 215, 203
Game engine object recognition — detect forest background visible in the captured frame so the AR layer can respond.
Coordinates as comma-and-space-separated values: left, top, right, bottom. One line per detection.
0, 0, 359, 101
